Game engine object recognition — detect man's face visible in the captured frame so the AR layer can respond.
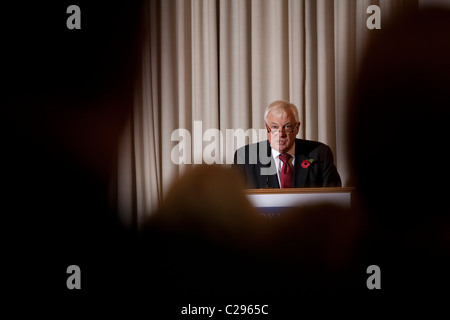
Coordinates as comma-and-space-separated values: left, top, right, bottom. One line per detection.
265, 108, 300, 154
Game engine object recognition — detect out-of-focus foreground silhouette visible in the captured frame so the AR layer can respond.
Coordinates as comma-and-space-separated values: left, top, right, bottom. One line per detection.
2, 1, 143, 312
349, 6, 450, 297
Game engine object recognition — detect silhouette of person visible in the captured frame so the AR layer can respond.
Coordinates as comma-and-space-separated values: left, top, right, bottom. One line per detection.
2, 1, 143, 312
349, 6, 450, 300
139, 165, 268, 298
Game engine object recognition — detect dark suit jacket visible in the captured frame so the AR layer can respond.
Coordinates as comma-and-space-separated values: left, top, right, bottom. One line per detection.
233, 139, 341, 188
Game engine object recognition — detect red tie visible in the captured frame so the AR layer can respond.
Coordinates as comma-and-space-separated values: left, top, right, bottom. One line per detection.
279, 154, 293, 188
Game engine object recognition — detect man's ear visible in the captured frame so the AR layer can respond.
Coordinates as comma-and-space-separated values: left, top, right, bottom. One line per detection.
265, 123, 270, 133
295, 122, 301, 134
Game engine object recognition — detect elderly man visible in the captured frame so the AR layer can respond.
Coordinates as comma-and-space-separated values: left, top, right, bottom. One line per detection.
233, 100, 341, 188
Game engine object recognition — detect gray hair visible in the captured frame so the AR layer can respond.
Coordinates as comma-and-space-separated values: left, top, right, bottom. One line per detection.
264, 100, 300, 123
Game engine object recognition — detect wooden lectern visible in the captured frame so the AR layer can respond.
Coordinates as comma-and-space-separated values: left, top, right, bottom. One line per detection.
245, 187, 355, 215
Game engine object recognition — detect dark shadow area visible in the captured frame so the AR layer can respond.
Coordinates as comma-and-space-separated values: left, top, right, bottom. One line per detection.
349, 6, 450, 301
2, 1, 144, 313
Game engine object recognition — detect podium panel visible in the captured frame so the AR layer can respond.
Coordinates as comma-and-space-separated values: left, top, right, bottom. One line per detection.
245, 187, 355, 215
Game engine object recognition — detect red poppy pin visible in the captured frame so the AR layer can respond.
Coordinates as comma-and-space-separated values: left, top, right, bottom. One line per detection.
301, 159, 314, 169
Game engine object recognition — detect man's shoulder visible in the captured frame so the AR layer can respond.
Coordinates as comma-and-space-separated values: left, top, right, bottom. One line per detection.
234, 140, 270, 165
235, 140, 268, 153
295, 138, 327, 148
295, 138, 331, 154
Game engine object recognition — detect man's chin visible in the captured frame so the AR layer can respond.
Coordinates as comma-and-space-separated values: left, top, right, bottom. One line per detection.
271, 142, 289, 154
278, 142, 289, 150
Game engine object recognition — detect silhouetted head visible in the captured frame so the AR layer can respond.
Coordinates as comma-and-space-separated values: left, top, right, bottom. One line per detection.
2, 2, 143, 183
349, 8, 450, 227
145, 165, 262, 248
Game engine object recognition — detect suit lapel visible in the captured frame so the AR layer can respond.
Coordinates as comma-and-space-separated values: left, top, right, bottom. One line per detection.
293, 139, 309, 187
258, 140, 279, 188
267, 166, 279, 188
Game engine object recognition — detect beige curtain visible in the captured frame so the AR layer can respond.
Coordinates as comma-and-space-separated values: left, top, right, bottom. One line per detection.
117, 0, 416, 229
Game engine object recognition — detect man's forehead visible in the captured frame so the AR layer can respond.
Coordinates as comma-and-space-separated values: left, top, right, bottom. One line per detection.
267, 108, 295, 122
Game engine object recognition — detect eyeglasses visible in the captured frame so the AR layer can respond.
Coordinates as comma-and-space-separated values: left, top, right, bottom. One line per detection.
266, 123, 298, 133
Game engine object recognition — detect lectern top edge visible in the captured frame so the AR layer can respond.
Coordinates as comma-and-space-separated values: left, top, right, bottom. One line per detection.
244, 187, 356, 195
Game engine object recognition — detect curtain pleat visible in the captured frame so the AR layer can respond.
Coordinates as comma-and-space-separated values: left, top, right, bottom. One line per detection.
288, 0, 305, 138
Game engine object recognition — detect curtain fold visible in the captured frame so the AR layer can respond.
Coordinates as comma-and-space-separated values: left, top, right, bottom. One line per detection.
118, 0, 417, 229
